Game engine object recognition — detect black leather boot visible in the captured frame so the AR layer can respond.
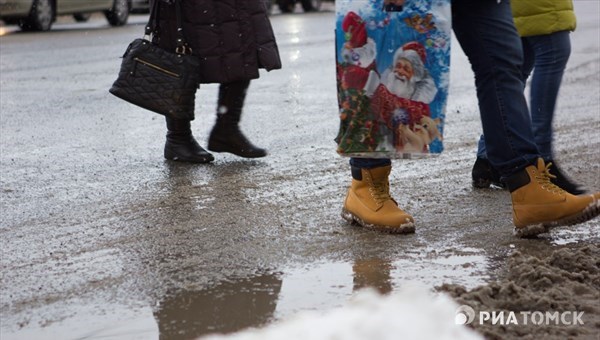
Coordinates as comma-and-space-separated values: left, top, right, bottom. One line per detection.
164, 117, 214, 163
471, 157, 505, 189
207, 81, 267, 158
547, 159, 586, 195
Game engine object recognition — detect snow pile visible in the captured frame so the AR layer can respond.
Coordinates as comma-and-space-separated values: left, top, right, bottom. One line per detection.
440, 244, 600, 339
199, 285, 482, 340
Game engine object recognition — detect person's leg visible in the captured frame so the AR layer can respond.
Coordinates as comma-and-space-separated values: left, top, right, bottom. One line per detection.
471, 32, 578, 191
472, 134, 505, 188
525, 31, 571, 160
452, 0, 599, 236
341, 158, 414, 234
452, 0, 538, 176
519, 36, 536, 91
164, 117, 214, 163
476, 135, 487, 159
349, 158, 391, 169
524, 31, 584, 194
207, 80, 267, 158
471, 34, 533, 189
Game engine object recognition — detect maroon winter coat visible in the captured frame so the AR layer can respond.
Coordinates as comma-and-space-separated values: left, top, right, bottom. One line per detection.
156, 0, 282, 84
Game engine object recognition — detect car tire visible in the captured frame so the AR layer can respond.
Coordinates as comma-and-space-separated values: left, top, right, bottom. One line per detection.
2, 18, 21, 25
105, 0, 129, 26
20, 0, 54, 31
73, 13, 91, 22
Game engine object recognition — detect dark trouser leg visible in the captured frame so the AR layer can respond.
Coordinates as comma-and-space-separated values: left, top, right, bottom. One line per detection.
525, 31, 571, 160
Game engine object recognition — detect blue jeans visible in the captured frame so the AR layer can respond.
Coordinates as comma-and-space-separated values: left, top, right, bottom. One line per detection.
352, 0, 540, 177
477, 30, 572, 161
350, 158, 391, 169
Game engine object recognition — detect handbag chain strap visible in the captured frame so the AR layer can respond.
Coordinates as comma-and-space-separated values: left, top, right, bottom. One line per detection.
144, 0, 191, 55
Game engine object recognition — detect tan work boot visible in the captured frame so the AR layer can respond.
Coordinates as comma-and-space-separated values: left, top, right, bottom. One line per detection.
341, 165, 415, 234
505, 158, 600, 237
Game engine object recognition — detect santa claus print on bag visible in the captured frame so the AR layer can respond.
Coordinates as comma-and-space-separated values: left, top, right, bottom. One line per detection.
335, 0, 451, 157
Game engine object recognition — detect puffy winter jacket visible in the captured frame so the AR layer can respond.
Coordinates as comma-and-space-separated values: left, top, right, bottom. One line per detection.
157, 0, 282, 84
511, 0, 576, 37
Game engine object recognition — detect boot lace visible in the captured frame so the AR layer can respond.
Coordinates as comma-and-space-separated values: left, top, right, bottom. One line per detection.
536, 162, 565, 194
369, 179, 392, 204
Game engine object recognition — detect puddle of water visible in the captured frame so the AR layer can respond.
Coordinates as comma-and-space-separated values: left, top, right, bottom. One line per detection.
274, 247, 489, 320
0, 304, 156, 340
153, 274, 282, 339
2, 247, 489, 340
274, 262, 354, 319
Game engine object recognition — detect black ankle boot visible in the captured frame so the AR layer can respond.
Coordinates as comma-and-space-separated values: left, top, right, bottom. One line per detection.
547, 159, 586, 195
208, 122, 267, 158
471, 157, 505, 189
164, 117, 214, 163
207, 81, 267, 158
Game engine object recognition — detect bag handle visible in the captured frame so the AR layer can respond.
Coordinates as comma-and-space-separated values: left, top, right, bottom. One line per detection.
145, 0, 191, 55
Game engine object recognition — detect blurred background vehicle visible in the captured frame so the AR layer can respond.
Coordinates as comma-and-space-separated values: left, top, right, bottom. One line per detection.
268, 0, 335, 14
0, 0, 130, 31
130, 0, 148, 14
277, 0, 321, 13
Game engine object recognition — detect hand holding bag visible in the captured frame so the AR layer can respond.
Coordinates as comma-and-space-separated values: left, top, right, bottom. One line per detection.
109, 0, 200, 120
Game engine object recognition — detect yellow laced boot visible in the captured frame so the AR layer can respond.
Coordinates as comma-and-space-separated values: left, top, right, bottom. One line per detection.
341, 165, 415, 234
506, 158, 600, 237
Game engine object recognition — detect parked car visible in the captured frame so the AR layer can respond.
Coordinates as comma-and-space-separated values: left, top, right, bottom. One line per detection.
0, 0, 130, 31
275, 0, 321, 13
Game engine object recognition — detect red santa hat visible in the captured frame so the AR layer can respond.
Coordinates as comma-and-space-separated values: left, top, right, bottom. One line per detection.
342, 12, 367, 48
393, 41, 427, 80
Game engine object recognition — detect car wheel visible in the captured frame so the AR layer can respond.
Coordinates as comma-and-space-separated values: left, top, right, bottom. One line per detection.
2, 18, 21, 25
105, 0, 130, 26
73, 13, 91, 22
20, 0, 54, 31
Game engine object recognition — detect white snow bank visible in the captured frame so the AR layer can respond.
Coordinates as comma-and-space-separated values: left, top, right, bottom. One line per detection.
199, 285, 482, 340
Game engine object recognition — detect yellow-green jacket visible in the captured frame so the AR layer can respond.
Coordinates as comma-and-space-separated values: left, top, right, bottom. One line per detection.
511, 0, 577, 37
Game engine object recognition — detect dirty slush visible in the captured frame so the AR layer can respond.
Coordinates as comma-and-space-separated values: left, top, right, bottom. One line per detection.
439, 243, 600, 339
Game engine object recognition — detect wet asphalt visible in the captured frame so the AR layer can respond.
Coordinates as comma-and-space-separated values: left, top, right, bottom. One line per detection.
1, 4, 599, 339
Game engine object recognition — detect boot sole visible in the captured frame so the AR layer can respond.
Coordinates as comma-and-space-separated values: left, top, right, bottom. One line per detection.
207, 145, 267, 158
514, 199, 600, 238
165, 156, 214, 163
164, 151, 214, 163
341, 208, 415, 234
472, 179, 506, 189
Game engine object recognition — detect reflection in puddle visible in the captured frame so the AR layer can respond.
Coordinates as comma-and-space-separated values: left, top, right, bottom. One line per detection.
155, 274, 282, 339
2, 249, 489, 339
274, 248, 489, 320
274, 262, 354, 319
153, 249, 488, 339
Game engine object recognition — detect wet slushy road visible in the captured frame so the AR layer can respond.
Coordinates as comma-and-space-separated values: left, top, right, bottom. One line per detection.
1, 3, 599, 339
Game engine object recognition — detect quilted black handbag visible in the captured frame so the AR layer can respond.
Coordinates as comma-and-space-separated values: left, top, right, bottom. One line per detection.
109, 0, 200, 120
